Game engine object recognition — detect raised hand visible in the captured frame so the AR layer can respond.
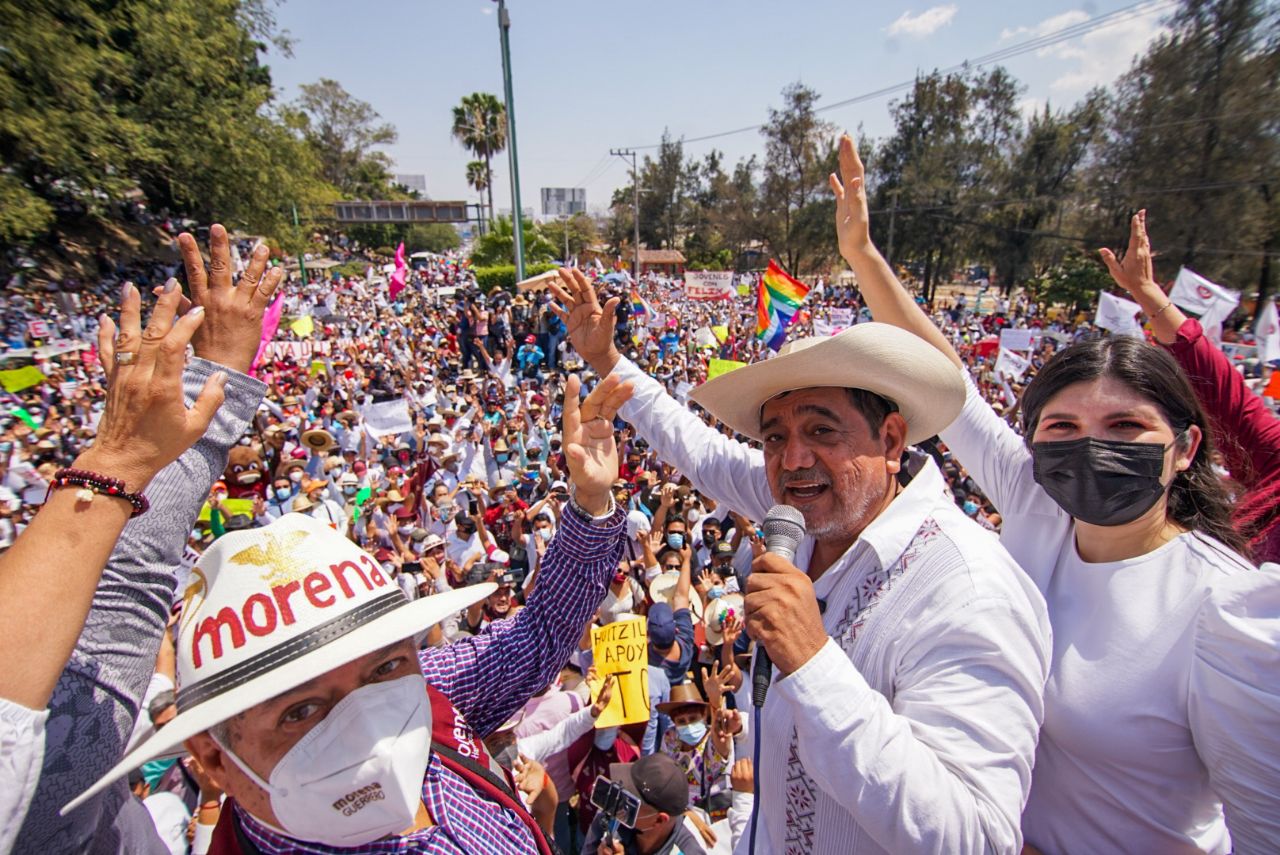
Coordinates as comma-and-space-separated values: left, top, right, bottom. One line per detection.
177, 226, 283, 374
1099, 209, 1158, 298
84, 282, 227, 492
561, 374, 633, 516
547, 268, 621, 374
829, 133, 873, 260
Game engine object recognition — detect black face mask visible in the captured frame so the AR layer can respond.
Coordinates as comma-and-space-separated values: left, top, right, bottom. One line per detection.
1031, 436, 1173, 527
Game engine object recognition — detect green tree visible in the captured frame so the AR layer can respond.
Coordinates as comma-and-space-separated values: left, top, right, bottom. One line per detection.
539, 212, 598, 260
451, 93, 507, 227
759, 83, 837, 274
1092, 0, 1279, 317
465, 160, 490, 232
408, 223, 461, 254
1028, 250, 1114, 315
470, 215, 555, 267
291, 78, 397, 197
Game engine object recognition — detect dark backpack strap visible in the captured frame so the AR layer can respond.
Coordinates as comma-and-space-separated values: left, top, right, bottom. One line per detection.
433, 741, 520, 801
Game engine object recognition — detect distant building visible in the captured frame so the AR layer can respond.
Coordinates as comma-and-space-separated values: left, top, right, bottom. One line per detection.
393, 174, 428, 196
639, 249, 686, 276
540, 187, 586, 218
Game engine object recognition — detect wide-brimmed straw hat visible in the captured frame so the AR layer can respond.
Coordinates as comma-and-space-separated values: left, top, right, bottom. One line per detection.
61, 513, 493, 815
689, 323, 965, 444
656, 682, 709, 716
648, 571, 703, 621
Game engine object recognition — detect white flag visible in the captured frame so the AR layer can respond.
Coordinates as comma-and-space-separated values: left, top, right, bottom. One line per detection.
361, 398, 413, 438
994, 347, 1032, 382
1095, 291, 1142, 333
1170, 268, 1239, 342
1256, 299, 1280, 366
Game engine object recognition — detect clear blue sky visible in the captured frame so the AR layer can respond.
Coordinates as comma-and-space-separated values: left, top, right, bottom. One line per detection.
263, 0, 1173, 215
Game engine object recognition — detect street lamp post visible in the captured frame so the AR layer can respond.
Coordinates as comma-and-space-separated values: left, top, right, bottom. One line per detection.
610, 148, 639, 280
495, 0, 525, 281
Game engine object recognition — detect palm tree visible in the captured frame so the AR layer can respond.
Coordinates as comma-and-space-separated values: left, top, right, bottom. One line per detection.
451, 93, 507, 227
465, 160, 489, 234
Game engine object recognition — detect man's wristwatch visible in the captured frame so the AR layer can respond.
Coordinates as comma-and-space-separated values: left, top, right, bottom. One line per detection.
567, 488, 616, 525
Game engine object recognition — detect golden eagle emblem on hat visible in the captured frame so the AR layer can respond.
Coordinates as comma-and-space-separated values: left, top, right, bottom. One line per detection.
229, 529, 311, 587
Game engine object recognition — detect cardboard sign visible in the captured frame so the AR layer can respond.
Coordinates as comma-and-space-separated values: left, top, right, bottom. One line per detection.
590, 616, 650, 727
362, 398, 413, 438
706, 358, 747, 380
998, 328, 1034, 352
197, 498, 255, 523
27, 320, 49, 339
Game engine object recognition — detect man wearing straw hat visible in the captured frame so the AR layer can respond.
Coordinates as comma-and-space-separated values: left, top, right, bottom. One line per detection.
550, 268, 1051, 854
56, 371, 637, 853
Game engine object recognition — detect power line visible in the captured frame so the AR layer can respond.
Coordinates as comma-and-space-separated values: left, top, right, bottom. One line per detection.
621, 0, 1177, 150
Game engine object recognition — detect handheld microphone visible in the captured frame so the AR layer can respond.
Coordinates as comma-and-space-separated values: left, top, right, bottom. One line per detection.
752, 504, 807, 708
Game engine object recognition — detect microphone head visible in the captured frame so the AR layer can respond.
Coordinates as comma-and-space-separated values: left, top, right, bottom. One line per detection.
763, 504, 806, 562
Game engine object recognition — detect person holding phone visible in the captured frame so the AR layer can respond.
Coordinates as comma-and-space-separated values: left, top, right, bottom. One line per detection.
584, 754, 708, 855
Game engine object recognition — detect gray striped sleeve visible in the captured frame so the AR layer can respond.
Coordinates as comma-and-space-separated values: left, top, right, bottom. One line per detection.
14, 358, 265, 853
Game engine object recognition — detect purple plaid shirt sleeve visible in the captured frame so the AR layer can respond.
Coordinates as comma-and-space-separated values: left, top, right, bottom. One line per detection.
419, 504, 624, 736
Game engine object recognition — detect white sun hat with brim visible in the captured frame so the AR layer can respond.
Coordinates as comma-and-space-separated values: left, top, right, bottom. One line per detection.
689, 323, 965, 445
61, 513, 494, 815
648, 571, 703, 621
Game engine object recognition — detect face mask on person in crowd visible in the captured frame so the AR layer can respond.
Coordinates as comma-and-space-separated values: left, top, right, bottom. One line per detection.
536, 527, 552, 543
593, 727, 619, 752
399, 524, 414, 536
289, 471, 303, 484
707, 586, 725, 600
343, 485, 357, 497
496, 453, 509, 464
676, 720, 707, 746
274, 487, 291, 502
213, 673, 430, 847
1031, 435, 1174, 527
685, 508, 700, 524
666, 532, 685, 550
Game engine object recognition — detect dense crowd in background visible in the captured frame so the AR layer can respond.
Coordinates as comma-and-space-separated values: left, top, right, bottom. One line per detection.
1, 223, 1277, 853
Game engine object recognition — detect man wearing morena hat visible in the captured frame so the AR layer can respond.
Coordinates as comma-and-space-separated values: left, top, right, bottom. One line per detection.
59, 372, 638, 854
552, 263, 1051, 854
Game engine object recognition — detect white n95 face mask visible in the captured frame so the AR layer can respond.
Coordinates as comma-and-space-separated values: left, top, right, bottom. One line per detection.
215, 672, 431, 846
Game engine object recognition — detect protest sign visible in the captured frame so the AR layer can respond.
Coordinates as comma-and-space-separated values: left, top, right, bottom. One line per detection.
1094, 292, 1142, 333
309, 360, 327, 377
26, 320, 49, 339
994, 348, 1031, 382
707, 358, 747, 380
998, 328, 1035, 351
289, 315, 314, 338
59, 381, 78, 398
674, 381, 693, 403
737, 284, 750, 296
0, 366, 45, 393
829, 307, 854, 332
812, 320, 834, 337
684, 271, 735, 300
362, 398, 413, 438
693, 327, 718, 348
590, 616, 649, 727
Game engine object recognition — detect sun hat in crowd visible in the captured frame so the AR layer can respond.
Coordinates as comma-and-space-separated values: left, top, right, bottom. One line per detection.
301, 428, 336, 453
655, 682, 709, 717
648, 571, 704, 621
61, 513, 493, 814
688, 322, 965, 444
703, 592, 745, 646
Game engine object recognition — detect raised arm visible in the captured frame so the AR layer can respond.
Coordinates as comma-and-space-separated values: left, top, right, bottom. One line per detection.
1102, 210, 1280, 488
16, 226, 275, 852
829, 134, 964, 372
419, 374, 632, 735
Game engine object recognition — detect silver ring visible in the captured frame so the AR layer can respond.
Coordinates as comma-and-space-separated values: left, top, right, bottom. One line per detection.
115, 351, 137, 366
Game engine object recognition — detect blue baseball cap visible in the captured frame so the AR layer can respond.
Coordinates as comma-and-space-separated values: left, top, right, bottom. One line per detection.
648, 602, 676, 649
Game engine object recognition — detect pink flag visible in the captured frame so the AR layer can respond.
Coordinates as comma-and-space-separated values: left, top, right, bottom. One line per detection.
389, 242, 407, 300
250, 294, 285, 377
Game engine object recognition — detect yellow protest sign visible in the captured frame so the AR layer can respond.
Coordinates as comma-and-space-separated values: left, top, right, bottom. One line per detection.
309, 360, 326, 377
0, 366, 45, 393
736, 284, 750, 296
711, 325, 728, 343
590, 616, 649, 727
706, 358, 747, 381
197, 498, 255, 523
289, 315, 314, 338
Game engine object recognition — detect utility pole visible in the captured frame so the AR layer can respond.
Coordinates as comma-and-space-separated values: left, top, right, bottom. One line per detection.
291, 202, 307, 285
610, 148, 639, 280
885, 189, 899, 269
495, 0, 525, 281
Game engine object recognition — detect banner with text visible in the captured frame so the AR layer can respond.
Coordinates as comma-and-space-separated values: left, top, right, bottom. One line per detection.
590, 616, 650, 727
684, 271, 735, 300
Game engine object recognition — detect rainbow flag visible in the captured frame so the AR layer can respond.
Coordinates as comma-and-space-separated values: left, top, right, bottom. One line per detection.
756, 260, 810, 350
629, 288, 649, 318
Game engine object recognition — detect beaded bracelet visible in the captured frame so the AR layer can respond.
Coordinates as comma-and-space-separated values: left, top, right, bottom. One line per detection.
45, 468, 150, 517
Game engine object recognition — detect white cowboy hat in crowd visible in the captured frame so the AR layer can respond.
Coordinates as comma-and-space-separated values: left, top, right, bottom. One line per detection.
703, 592, 745, 646
62, 513, 493, 814
689, 323, 965, 445
648, 571, 704, 621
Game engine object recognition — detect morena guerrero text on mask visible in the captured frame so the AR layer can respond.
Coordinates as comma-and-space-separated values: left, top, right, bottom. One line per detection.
333, 783, 387, 817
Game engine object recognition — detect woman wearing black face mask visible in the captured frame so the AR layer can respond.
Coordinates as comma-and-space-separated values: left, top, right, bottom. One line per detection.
830, 136, 1273, 855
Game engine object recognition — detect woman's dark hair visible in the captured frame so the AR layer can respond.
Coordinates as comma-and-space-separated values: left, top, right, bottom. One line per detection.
1020, 336, 1247, 554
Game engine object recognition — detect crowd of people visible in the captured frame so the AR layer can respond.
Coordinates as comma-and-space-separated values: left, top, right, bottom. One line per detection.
0, 132, 1276, 855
